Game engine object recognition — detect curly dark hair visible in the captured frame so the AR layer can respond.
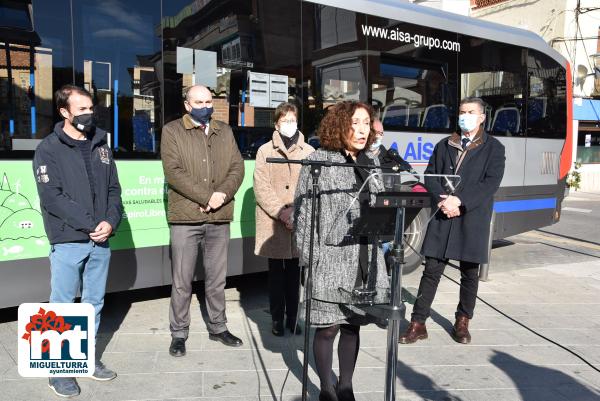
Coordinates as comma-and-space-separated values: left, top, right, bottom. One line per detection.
318, 101, 376, 152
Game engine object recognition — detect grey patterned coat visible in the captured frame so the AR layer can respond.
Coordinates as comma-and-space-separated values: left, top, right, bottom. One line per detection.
293, 149, 390, 326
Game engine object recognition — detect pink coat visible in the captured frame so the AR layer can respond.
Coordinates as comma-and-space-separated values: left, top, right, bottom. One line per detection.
253, 131, 314, 258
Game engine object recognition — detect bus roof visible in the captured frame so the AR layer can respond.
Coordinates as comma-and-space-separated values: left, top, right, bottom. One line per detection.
311, 0, 567, 68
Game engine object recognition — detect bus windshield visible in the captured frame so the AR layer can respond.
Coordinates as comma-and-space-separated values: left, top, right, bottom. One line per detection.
0, 1, 33, 31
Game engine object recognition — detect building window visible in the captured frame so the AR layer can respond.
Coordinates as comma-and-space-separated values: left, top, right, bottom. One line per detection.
577, 123, 600, 164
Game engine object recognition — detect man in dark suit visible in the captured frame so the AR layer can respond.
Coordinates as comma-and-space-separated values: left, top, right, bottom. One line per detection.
400, 97, 505, 344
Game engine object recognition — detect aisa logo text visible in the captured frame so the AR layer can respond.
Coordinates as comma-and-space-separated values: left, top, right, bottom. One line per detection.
390, 136, 435, 163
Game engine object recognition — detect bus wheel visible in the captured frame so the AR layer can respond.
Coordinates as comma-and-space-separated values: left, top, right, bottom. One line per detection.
402, 208, 429, 275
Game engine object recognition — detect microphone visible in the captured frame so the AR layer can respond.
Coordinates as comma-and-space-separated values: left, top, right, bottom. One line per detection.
385, 148, 418, 174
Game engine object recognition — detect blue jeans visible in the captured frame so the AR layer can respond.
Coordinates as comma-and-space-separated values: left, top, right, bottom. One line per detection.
49, 241, 111, 337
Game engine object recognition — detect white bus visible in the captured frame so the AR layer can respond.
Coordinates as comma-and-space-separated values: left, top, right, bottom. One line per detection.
0, 0, 571, 308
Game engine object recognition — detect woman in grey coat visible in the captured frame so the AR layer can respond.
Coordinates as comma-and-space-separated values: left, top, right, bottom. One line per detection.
294, 101, 389, 401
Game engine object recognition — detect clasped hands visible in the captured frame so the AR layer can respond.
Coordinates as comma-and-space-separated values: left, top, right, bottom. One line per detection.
89, 221, 112, 243
199, 192, 227, 213
278, 206, 294, 231
438, 194, 462, 218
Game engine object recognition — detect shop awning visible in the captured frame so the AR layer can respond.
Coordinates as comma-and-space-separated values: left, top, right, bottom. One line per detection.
574, 98, 600, 121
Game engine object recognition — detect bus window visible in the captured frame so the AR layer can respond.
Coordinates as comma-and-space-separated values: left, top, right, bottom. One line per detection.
0, 0, 163, 157
460, 38, 526, 137
374, 61, 453, 133
301, 2, 369, 137
71, 0, 162, 157
163, 0, 302, 159
0, 1, 61, 155
461, 70, 525, 136
321, 61, 365, 104
0, 1, 33, 31
302, 3, 460, 136
527, 49, 566, 139
317, 5, 358, 49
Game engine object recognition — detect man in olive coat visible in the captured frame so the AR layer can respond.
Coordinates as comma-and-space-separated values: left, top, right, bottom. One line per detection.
161, 85, 244, 357
400, 97, 505, 344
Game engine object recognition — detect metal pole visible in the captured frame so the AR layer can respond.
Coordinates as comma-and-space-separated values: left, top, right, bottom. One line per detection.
384, 207, 405, 401
302, 164, 321, 401
479, 210, 495, 282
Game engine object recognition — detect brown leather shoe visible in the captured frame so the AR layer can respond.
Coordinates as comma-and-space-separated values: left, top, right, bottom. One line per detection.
452, 315, 471, 344
399, 321, 428, 344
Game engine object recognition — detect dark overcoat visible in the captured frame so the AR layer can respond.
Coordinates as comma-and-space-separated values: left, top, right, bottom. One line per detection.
421, 129, 506, 264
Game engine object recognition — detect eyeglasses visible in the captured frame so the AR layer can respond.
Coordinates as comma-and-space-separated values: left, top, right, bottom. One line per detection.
279, 119, 297, 124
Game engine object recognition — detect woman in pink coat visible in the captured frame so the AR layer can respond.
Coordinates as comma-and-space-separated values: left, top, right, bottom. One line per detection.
253, 102, 315, 336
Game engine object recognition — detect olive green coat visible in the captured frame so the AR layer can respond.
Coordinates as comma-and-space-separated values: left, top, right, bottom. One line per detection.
161, 114, 244, 223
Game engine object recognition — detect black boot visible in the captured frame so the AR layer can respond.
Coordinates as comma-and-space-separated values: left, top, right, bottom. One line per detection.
286, 318, 302, 335
336, 386, 356, 401
319, 386, 339, 401
272, 320, 284, 337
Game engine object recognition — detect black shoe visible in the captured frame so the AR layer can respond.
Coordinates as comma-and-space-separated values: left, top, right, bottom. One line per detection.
209, 330, 243, 347
319, 387, 339, 401
286, 320, 302, 335
336, 386, 356, 401
169, 337, 186, 357
272, 320, 284, 337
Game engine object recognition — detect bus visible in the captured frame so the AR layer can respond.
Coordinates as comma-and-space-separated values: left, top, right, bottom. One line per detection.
0, 0, 571, 308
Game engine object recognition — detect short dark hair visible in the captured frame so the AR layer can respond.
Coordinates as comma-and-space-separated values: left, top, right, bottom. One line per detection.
273, 102, 298, 125
460, 97, 487, 113
54, 85, 93, 114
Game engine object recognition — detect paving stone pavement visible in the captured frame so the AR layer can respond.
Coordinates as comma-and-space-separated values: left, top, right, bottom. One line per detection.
1, 258, 600, 400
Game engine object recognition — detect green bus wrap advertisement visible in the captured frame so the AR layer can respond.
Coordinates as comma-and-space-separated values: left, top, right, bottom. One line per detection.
0, 160, 257, 262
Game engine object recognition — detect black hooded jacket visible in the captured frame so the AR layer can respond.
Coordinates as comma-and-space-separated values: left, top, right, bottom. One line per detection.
33, 122, 123, 244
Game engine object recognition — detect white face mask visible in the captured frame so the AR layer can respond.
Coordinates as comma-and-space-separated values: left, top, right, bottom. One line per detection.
458, 113, 480, 133
370, 138, 382, 151
278, 122, 297, 138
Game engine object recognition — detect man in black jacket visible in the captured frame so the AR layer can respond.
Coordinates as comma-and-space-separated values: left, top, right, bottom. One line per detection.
400, 97, 505, 345
33, 85, 122, 397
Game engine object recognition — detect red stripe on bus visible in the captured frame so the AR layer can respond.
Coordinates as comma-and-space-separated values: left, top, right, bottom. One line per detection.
561, 63, 573, 179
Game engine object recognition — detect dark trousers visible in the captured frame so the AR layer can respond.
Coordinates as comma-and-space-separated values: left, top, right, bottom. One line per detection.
268, 258, 300, 324
411, 257, 480, 323
169, 223, 230, 338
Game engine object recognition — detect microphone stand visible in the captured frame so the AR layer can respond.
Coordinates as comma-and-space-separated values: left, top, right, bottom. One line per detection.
266, 157, 398, 401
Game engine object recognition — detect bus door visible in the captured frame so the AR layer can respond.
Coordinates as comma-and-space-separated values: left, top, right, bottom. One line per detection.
458, 41, 528, 195
372, 57, 454, 168
524, 50, 568, 193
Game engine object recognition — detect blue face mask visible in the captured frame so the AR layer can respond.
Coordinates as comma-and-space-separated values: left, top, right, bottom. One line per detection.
458, 113, 480, 133
190, 106, 213, 125
370, 138, 383, 151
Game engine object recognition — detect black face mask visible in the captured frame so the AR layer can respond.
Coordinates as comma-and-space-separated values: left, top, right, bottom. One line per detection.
71, 113, 96, 133
189, 106, 213, 125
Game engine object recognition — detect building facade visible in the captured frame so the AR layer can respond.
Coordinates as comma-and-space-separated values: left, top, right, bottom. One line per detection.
470, 0, 600, 191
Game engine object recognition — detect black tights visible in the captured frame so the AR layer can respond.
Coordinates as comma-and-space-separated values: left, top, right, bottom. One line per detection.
313, 324, 360, 393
